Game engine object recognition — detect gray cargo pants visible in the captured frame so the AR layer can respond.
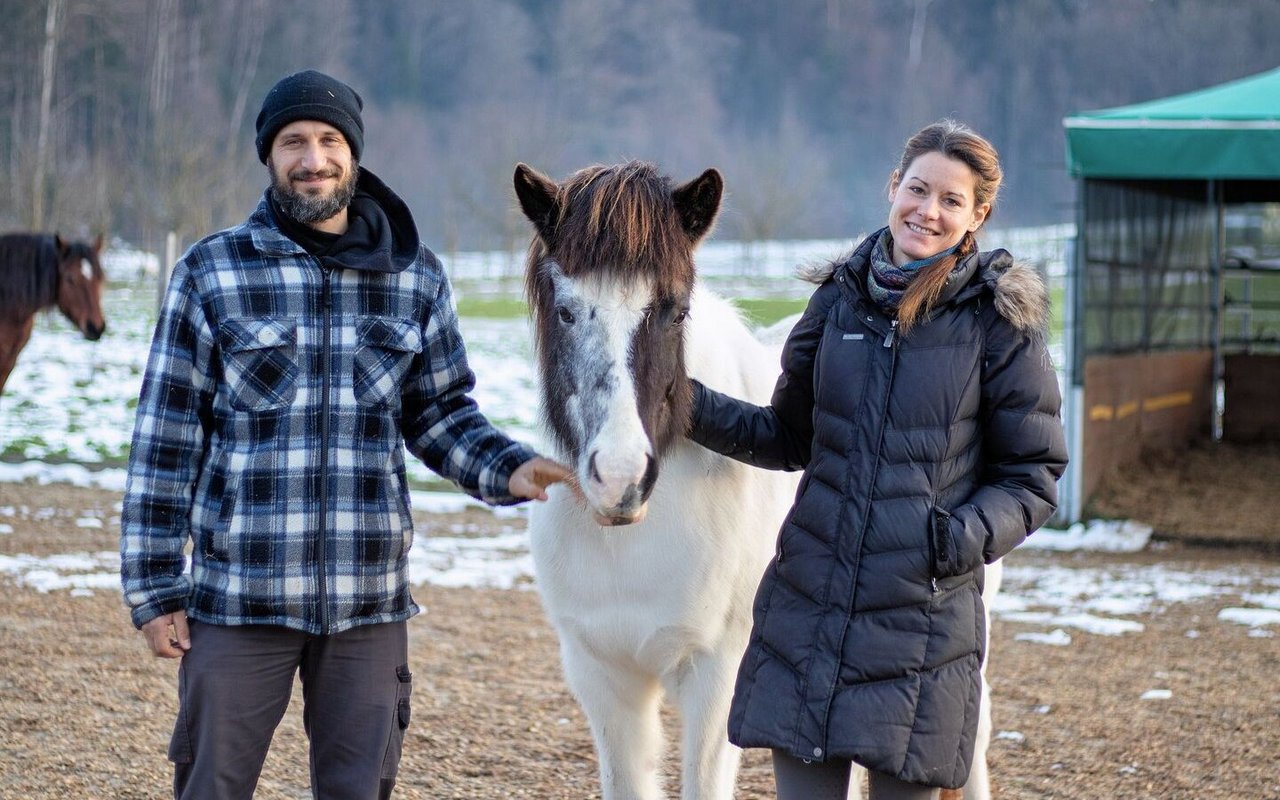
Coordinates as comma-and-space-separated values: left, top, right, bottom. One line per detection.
169, 620, 411, 800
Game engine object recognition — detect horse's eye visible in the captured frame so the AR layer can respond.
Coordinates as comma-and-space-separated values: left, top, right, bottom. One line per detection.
557, 306, 575, 324
672, 310, 688, 326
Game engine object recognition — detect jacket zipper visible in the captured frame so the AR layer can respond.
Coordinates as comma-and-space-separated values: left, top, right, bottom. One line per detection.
816, 314, 900, 755
318, 265, 333, 634
882, 319, 898, 348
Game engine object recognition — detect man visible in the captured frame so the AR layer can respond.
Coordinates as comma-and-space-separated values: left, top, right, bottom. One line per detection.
120, 69, 568, 799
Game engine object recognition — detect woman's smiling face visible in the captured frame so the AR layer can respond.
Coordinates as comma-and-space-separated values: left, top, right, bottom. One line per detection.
887, 151, 990, 265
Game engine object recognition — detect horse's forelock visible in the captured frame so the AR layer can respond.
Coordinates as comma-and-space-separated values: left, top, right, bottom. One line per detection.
66, 241, 105, 279
551, 162, 696, 299
523, 247, 557, 357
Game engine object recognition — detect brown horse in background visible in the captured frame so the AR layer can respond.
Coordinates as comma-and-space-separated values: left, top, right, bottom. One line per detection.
0, 233, 107, 400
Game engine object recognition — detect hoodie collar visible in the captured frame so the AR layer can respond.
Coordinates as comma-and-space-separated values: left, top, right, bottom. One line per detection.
250, 166, 420, 274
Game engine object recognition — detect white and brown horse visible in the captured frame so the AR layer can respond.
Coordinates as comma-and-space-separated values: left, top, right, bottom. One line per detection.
515, 161, 995, 800
0, 233, 106, 400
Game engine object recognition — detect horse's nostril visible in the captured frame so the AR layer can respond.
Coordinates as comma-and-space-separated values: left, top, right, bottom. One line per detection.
588, 451, 603, 485
639, 454, 658, 500
85, 323, 105, 341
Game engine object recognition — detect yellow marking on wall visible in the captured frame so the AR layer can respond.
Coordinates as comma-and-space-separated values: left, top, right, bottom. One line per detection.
1088, 391, 1195, 423
1142, 391, 1193, 412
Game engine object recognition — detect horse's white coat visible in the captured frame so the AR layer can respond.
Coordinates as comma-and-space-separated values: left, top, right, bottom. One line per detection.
531, 281, 797, 799
531, 283, 997, 800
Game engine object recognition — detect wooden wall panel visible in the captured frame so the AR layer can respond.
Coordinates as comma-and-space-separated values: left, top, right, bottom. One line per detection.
1082, 350, 1213, 505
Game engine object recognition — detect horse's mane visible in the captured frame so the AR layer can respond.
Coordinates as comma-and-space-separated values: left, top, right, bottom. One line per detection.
0, 234, 59, 316
524, 161, 697, 311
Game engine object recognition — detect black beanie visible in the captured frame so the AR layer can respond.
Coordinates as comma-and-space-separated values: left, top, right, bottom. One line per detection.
255, 70, 364, 164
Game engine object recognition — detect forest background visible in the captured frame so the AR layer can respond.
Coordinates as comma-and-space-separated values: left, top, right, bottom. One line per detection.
2, 0, 1277, 259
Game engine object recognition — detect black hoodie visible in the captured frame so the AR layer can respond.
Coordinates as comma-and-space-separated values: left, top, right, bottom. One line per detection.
269, 167, 420, 275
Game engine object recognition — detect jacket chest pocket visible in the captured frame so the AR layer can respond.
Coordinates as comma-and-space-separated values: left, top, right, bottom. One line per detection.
219, 318, 298, 411
814, 318, 874, 419
354, 316, 423, 407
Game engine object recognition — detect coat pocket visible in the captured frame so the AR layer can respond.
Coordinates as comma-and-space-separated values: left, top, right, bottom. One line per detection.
354, 316, 423, 407
380, 664, 413, 779
930, 506, 956, 579
219, 317, 298, 411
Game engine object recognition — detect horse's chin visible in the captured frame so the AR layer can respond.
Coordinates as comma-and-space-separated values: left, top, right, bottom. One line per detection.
592, 505, 649, 527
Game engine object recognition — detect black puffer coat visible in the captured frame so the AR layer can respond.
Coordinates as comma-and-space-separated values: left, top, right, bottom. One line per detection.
689, 231, 1067, 788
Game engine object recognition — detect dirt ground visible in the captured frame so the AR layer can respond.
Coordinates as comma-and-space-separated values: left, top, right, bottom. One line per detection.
1, 450, 1278, 800
1089, 441, 1280, 549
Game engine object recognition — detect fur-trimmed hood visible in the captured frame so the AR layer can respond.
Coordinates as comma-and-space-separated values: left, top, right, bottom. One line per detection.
797, 233, 1050, 334
979, 257, 1051, 334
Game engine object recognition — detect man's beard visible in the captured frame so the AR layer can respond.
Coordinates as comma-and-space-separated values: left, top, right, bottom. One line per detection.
268, 158, 359, 225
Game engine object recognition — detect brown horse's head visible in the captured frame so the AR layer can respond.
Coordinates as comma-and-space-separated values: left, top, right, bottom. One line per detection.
54, 233, 106, 341
515, 161, 721, 525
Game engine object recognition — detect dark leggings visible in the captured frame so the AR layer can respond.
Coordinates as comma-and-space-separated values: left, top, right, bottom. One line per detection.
772, 750, 941, 800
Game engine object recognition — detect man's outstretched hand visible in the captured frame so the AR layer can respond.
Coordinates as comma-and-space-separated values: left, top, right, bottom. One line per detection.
509, 456, 572, 501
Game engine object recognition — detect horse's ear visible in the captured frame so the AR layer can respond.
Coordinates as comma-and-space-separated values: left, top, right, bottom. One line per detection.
514, 163, 560, 246
54, 233, 68, 254
92, 233, 104, 253
672, 168, 723, 244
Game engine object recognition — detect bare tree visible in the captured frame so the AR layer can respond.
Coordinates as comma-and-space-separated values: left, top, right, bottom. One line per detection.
4, 0, 1280, 247
31, 0, 62, 229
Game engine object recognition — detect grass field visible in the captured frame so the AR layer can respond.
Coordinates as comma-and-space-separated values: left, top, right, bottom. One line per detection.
2, 227, 1076, 469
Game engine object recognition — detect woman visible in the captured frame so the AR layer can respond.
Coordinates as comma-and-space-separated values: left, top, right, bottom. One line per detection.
688, 120, 1067, 799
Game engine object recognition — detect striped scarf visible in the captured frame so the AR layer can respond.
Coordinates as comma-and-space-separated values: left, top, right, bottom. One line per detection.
865, 229, 968, 315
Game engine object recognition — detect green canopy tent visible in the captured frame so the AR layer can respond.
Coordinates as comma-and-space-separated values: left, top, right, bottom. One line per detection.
1066, 67, 1280, 179
1058, 67, 1280, 523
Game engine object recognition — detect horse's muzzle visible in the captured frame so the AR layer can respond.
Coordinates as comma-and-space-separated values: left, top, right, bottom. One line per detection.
593, 504, 649, 527
583, 449, 658, 526
83, 322, 105, 341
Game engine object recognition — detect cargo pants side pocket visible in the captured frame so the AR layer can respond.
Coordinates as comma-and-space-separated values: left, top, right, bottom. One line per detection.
380, 664, 412, 780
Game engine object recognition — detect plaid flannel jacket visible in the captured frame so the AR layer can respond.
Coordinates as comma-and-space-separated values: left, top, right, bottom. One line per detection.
121, 198, 535, 634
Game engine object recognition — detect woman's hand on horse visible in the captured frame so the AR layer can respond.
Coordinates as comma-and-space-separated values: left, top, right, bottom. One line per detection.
510, 457, 573, 501
140, 611, 191, 659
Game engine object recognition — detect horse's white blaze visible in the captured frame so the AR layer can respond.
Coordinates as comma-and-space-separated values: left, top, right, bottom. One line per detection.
587, 275, 654, 515
80, 258, 93, 281
551, 270, 656, 521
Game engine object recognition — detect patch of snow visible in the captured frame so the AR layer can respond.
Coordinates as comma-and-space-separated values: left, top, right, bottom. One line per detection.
1243, 592, 1280, 610
1016, 629, 1072, 646
1049, 613, 1144, 636
1025, 519, 1153, 553
409, 490, 527, 520
0, 551, 121, 593
407, 530, 534, 590
0, 462, 127, 491
1218, 607, 1280, 628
